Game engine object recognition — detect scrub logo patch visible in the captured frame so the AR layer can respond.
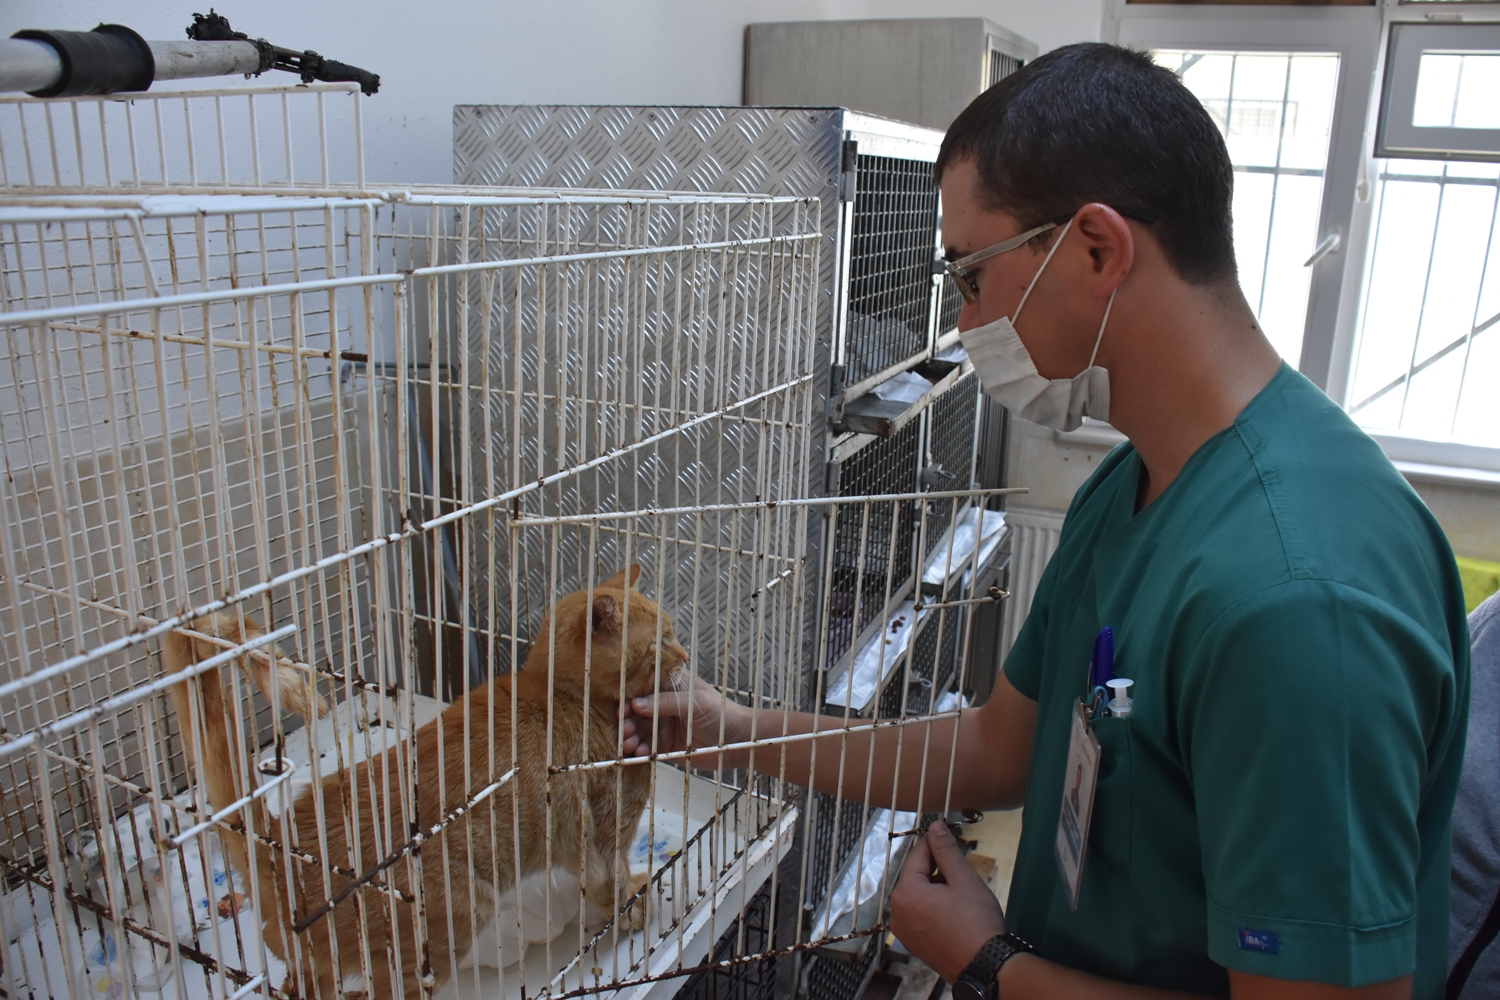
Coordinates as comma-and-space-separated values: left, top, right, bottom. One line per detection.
1238, 928, 1280, 955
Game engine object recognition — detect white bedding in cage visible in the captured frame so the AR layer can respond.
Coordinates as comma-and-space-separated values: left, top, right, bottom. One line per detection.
1, 692, 796, 1000
825, 600, 926, 711
922, 506, 1007, 588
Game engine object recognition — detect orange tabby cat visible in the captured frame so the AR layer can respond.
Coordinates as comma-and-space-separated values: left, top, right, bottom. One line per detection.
162, 565, 687, 999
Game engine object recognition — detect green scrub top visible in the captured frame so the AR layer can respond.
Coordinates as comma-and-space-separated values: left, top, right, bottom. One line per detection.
1003, 364, 1470, 997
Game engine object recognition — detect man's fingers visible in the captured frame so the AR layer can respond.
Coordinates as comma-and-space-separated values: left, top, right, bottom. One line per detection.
926, 822, 977, 884
631, 691, 692, 718
898, 830, 935, 883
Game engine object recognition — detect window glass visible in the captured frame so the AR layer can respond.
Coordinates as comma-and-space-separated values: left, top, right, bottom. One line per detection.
1155, 50, 1340, 364
1346, 159, 1500, 448
1412, 53, 1500, 130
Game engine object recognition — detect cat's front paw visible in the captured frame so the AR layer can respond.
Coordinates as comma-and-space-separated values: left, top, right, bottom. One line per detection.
616, 875, 651, 932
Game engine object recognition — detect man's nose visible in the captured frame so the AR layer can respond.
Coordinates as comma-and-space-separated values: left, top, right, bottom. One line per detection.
957, 297, 983, 333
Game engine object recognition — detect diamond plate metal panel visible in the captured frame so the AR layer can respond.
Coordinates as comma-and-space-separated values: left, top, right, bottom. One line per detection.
454, 105, 844, 202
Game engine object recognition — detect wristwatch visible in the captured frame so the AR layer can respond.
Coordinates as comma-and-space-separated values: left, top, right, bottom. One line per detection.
951, 933, 1034, 1000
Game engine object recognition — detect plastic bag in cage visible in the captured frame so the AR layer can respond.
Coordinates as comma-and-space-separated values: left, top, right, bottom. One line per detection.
809, 807, 917, 953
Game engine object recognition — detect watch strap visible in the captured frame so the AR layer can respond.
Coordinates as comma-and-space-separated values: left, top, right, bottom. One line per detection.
958, 932, 1034, 999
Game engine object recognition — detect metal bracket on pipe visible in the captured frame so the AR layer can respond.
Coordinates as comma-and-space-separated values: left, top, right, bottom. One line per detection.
187, 10, 380, 95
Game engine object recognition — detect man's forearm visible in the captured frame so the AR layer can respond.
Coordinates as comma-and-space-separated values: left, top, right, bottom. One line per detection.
708, 707, 1016, 812
659, 672, 1034, 809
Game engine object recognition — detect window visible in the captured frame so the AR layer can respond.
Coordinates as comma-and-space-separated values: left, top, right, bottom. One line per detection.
1155, 49, 1341, 363
1116, 2, 1500, 468
1376, 23, 1500, 159
1353, 20, 1500, 449
1347, 160, 1499, 447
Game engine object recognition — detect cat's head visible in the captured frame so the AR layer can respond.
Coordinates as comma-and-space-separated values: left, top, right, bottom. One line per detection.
528, 564, 689, 702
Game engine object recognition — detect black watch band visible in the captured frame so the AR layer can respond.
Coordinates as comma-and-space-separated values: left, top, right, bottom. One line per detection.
951, 933, 1034, 1000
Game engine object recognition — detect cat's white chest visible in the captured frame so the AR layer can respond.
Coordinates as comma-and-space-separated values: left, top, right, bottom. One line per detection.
457, 868, 599, 970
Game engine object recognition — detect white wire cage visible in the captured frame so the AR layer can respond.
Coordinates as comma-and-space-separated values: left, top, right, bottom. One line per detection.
0, 84, 1018, 1000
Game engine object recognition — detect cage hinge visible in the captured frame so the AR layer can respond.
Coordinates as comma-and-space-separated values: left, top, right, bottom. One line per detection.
825, 460, 841, 495
839, 140, 858, 203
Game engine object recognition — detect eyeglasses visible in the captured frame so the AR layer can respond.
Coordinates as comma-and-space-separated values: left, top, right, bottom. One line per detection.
942, 221, 1058, 305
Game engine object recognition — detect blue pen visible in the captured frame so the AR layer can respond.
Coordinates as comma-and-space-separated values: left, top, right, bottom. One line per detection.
1090, 627, 1115, 691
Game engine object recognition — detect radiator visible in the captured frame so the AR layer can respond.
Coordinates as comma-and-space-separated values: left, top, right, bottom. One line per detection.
999, 504, 1067, 662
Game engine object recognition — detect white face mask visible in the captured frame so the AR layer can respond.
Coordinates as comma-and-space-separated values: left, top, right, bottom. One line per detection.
958, 217, 1116, 432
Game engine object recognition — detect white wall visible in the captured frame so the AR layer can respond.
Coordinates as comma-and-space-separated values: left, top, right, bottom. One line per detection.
7, 1, 1102, 185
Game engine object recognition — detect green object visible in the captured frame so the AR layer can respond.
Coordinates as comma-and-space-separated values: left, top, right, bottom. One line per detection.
1457, 556, 1500, 614
1003, 365, 1469, 998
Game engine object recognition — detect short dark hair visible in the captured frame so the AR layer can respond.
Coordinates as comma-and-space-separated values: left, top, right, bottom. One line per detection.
935, 43, 1237, 286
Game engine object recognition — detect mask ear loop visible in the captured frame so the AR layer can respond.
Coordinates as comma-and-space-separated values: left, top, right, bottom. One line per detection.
1087, 288, 1117, 370
1011, 215, 1075, 326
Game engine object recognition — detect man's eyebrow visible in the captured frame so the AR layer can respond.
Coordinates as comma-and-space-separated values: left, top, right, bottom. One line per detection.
944, 246, 963, 263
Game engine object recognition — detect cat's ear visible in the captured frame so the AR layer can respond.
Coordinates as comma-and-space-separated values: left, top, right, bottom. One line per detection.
601, 564, 642, 590
588, 594, 622, 635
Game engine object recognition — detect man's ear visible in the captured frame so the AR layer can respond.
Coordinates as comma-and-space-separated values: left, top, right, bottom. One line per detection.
1073, 202, 1134, 296
601, 564, 642, 590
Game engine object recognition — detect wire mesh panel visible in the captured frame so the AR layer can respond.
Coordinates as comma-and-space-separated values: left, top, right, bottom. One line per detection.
842, 156, 941, 387
935, 276, 964, 341
822, 423, 920, 680
921, 371, 982, 558
802, 944, 877, 1000
670, 874, 779, 1000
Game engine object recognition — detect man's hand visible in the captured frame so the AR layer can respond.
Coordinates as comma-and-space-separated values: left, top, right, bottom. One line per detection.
888, 821, 1005, 983
620, 673, 750, 758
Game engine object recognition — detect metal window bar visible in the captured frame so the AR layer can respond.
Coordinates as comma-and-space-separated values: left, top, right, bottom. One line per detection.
1159, 51, 1327, 323
1346, 162, 1500, 439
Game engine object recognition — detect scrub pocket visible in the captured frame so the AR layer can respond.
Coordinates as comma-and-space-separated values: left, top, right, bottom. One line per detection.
1087, 715, 1133, 872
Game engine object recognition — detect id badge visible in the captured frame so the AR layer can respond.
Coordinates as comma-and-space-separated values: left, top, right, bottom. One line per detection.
1055, 698, 1101, 911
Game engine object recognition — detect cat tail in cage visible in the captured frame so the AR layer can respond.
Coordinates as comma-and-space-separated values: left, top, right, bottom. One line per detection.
159, 613, 325, 951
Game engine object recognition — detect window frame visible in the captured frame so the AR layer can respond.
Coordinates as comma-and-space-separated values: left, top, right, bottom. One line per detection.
1376, 21, 1500, 160
1106, 0, 1500, 473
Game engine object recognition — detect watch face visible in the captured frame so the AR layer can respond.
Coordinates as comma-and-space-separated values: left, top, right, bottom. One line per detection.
952, 976, 988, 1000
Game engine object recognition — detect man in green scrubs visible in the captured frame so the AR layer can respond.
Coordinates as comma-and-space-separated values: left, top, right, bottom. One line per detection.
624, 42, 1469, 999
